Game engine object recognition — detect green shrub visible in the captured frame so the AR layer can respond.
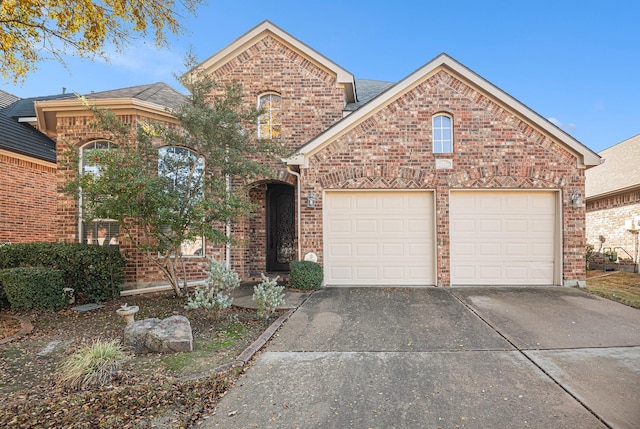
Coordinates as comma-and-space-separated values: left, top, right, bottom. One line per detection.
289, 261, 323, 290
57, 339, 128, 390
0, 243, 125, 302
253, 274, 285, 319
0, 267, 68, 310
185, 258, 240, 316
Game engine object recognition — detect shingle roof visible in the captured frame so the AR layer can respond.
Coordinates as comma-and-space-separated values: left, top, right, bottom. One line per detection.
1, 93, 73, 118
86, 82, 188, 111
345, 79, 396, 111
585, 133, 640, 198
0, 90, 19, 109
0, 114, 56, 162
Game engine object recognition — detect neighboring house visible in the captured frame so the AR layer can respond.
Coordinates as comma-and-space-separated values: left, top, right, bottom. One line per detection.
0, 91, 66, 243
6, 21, 602, 289
585, 134, 640, 271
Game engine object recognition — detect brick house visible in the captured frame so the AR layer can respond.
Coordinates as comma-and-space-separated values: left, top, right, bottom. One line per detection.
195, 21, 599, 288
6, 21, 601, 289
585, 134, 640, 271
0, 91, 63, 244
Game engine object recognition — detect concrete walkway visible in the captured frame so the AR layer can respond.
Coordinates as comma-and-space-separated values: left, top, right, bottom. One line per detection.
197, 287, 640, 429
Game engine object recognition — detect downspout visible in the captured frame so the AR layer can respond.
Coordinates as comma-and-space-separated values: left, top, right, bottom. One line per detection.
225, 173, 231, 269
286, 165, 302, 261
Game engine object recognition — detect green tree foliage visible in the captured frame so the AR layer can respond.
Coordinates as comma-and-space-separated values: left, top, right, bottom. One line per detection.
66, 66, 283, 297
0, 0, 204, 82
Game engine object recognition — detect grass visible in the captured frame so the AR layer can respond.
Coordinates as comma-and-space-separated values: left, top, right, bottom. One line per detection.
159, 322, 249, 374
57, 339, 129, 389
585, 271, 640, 309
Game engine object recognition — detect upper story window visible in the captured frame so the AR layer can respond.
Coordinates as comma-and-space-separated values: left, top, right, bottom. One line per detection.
257, 93, 282, 140
80, 140, 119, 245
432, 114, 453, 153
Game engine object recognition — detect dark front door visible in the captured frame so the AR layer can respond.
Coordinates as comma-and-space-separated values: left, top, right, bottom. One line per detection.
267, 184, 295, 272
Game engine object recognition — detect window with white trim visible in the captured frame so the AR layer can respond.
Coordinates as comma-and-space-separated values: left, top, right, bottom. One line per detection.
80, 140, 119, 245
158, 146, 205, 257
257, 93, 282, 140
432, 114, 453, 153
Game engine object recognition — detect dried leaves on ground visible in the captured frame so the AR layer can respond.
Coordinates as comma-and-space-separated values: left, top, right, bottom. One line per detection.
0, 291, 279, 428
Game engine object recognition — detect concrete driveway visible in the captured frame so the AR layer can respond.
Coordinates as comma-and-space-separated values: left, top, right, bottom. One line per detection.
197, 287, 640, 429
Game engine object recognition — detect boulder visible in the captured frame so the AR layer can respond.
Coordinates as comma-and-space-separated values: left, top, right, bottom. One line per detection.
124, 315, 193, 354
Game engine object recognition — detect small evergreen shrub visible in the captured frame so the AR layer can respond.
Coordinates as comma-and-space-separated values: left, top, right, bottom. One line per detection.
185, 258, 240, 315
57, 339, 128, 390
289, 260, 323, 290
0, 267, 68, 310
253, 274, 285, 319
0, 242, 125, 302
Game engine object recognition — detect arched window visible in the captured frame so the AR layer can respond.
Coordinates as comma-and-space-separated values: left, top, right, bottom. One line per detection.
257, 93, 282, 140
80, 140, 119, 245
158, 146, 205, 257
432, 114, 453, 153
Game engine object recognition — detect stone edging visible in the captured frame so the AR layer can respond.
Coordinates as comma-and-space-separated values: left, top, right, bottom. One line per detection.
0, 315, 34, 345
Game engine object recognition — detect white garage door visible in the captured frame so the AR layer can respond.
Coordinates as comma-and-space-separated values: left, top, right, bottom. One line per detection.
450, 191, 558, 286
324, 191, 435, 286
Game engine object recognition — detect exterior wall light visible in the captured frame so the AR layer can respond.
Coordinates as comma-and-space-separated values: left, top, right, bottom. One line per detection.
570, 191, 584, 209
307, 191, 316, 208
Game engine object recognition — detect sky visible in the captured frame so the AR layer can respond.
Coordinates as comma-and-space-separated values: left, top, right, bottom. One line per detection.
2, 0, 639, 153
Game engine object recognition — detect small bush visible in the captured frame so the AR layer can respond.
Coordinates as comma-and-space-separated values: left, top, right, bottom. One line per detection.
0, 267, 68, 311
289, 260, 323, 290
0, 242, 125, 302
57, 339, 128, 390
253, 274, 285, 319
185, 258, 240, 315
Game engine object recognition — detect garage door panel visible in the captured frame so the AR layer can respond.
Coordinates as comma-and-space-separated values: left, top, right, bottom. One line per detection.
328, 219, 351, 233
324, 191, 434, 285
329, 243, 352, 257
329, 266, 352, 280
355, 243, 377, 257
451, 191, 557, 286
480, 219, 502, 233
382, 219, 403, 233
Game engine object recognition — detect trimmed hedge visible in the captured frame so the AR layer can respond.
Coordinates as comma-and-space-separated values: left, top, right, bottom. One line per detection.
0, 267, 68, 311
0, 242, 126, 303
289, 261, 323, 290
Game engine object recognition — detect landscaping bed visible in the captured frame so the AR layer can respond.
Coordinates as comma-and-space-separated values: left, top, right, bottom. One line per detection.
0, 290, 281, 428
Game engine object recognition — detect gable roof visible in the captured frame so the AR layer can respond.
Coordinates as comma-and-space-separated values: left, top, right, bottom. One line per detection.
0, 90, 19, 109
196, 20, 357, 104
86, 82, 188, 111
0, 113, 56, 162
288, 53, 601, 169
585, 133, 640, 199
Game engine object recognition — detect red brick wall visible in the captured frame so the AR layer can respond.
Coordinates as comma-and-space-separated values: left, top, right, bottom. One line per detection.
211, 34, 346, 277
299, 70, 586, 286
54, 113, 210, 288
211, 35, 346, 151
586, 190, 640, 263
0, 153, 56, 243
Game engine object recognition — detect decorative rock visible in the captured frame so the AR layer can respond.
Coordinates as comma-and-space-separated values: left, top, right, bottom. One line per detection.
123, 315, 193, 354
